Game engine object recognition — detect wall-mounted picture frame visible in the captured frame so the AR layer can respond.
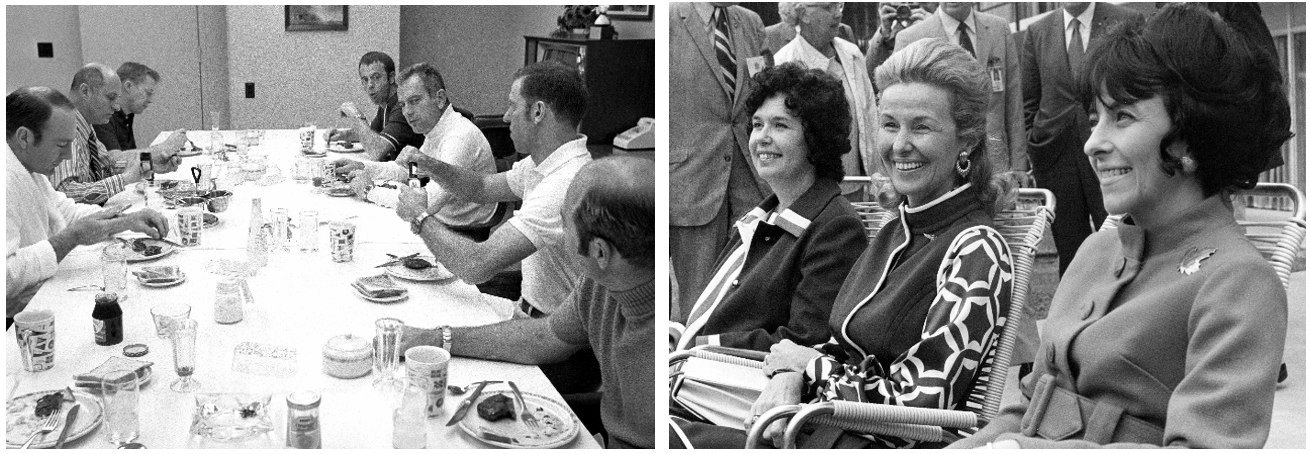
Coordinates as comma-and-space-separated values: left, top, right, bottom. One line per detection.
285, 6, 349, 31
606, 5, 653, 21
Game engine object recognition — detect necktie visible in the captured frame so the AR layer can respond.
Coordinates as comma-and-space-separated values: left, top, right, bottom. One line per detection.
87, 128, 106, 180
957, 22, 975, 57
1068, 18, 1086, 74
712, 7, 738, 98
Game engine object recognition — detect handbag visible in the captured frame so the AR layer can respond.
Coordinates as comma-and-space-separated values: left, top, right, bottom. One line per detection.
669, 356, 770, 427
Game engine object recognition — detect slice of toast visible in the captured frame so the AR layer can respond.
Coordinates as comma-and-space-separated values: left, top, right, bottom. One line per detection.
73, 356, 153, 385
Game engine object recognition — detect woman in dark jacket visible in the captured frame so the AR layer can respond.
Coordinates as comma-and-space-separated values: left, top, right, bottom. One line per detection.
671, 63, 866, 352
952, 4, 1291, 448
673, 38, 1016, 449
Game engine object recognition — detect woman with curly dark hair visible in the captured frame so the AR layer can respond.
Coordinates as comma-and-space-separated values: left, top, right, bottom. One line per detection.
673, 39, 1018, 449
670, 62, 866, 353
952, 4, 1292, 448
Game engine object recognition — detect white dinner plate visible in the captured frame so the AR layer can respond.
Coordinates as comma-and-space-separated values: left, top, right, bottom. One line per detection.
5, 389, 104, 449
327, 142, 363, 153
458, 388, 579, 449
110, 240, 177, 263
384, 256, 454, 282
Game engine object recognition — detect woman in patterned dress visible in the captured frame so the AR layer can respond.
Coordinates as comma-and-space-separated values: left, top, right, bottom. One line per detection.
671, 38, 1015, 449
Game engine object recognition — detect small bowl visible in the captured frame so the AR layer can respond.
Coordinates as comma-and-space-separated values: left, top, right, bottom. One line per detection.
203, 190, 234, 213
175, 196, 208, 209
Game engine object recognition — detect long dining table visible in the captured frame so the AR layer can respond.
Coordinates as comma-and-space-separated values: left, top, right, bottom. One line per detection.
5, 129, 599, 449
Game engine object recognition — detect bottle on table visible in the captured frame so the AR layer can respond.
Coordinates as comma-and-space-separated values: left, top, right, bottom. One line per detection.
214, 277, 244, 324
92, 292, 124, 346
407, 162, 421, 188
247, 198, 268, 268
286, 391, 322, 448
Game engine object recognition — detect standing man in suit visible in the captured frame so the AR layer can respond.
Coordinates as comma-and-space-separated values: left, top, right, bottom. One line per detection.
670, 3, 770, 321
895, 3, 1028, 185
764, 2, 856, 55
1023, 2, 1143, 275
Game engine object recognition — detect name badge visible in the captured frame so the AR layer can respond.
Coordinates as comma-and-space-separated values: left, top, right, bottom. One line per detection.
988, 60, 1004, 93
745, 56, 767, 77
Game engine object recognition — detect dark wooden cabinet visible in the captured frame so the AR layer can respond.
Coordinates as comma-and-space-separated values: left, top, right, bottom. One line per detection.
524, 36, 655, 145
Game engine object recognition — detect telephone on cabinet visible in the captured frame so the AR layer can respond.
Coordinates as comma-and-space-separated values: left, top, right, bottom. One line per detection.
613, 117, 655, 150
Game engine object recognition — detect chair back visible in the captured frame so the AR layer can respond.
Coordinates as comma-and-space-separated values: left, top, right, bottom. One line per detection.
1098, 183, 1305, 289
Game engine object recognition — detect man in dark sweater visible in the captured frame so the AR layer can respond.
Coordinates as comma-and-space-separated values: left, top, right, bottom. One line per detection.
399, 155, 655, 448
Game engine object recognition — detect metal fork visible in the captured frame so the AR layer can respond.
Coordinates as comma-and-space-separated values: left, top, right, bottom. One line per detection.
508, 381, 539, 428
20, 411, 62, 449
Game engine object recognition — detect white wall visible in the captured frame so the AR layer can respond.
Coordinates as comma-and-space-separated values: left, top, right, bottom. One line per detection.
226, 5, 399, 131
6, 5, 84, 94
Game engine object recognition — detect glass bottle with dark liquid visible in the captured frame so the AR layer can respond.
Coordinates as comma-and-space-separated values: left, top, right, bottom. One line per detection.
407, 162, 422, 188
92, 292, 124, 346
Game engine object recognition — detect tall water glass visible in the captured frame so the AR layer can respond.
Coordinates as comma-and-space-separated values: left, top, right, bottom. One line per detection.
101, 246, 129, 301
102, 369, 140, 445
270, 208, 290, 252
170, 318, 201, 392
392, 380, 427, 448
372, 318, 404, 390
298, 211, 319, 252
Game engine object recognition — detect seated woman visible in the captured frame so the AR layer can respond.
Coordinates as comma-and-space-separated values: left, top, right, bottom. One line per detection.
672, 38, 1015, 449
951, 4, 1290, 448
670, 63, 866, 352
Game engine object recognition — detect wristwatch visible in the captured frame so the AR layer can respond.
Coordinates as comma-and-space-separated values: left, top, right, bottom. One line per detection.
410, 211, 432, 234
439, 325, 453, 352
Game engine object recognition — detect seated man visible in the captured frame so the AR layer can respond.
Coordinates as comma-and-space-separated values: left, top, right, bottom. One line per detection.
325, 51, 424, 162
93, 62, 187, 155
52, 63, 185, 206
398, 156, 655, 448
332, 62, 497, 240
7, 87, 170, 316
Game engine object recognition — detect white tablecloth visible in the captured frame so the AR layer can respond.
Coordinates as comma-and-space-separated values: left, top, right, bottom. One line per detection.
5, 130, 599, 449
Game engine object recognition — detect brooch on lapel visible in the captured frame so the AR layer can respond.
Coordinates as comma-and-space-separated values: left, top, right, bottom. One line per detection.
1179, 247, 1217, 275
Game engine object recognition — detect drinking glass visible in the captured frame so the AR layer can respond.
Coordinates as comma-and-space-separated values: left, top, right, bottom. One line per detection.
101, 245, 129, 301
392, 380, 427, 449
298, 210, 319, 252
270, 208, 290, 252
372, 318, 404, 390
170, 318, 201, 392
150, 302, 191, 339
293, 156, 312, 183
102, 369, 140, 445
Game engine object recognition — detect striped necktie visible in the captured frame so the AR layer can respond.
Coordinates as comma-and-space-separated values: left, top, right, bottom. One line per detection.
87, 128, 109, 180
712, 7, 738, 98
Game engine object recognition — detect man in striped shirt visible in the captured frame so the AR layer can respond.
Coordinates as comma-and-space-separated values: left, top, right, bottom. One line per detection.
52, 63, 183, 206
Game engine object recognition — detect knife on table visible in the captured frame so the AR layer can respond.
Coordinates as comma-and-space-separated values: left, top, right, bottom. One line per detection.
446, 380, 491, 426
54, 388, 80, 448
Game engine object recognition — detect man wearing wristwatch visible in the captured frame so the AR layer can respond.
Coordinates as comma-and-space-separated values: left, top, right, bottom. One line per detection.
324, 51, 424, 162
399, 156, 655, 448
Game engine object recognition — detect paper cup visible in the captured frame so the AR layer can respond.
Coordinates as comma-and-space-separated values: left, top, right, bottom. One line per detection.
403, 346, 450, 418
14, 309, 55, 372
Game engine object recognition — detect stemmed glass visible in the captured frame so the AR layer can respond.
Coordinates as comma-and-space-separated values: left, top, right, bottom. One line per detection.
170, 318, 202, 392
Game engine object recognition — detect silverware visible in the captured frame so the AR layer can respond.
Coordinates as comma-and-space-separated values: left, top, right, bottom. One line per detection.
446, 381, 491, 426
480, 429, 518, 445
507, 381, 539, 428
447, 380, 503, 395
376, 253, 420, 269
20, 410, 61, 449
53, 388, 79, 449
67, 285, 105, 292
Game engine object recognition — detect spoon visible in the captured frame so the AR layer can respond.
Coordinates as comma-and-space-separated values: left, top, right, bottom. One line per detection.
447, 380, 502, 395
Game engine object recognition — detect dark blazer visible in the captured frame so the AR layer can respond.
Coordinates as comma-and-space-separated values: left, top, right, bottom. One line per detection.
895, 11, 1027, 173
681, 179, 866, 351
670, 3, 770, 227
1022, 4, 1142, 174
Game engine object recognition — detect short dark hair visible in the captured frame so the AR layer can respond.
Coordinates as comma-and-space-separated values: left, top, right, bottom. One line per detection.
1077, 3, 1291, 196
359, 51, 396, 76
513, 61, 588, 128
70, 64, 109, 92
117, 62, 161, 85
743, 62, 851, 182
7, 86, 75, 143
397, 62, 447, 98
572, 159, 655, 269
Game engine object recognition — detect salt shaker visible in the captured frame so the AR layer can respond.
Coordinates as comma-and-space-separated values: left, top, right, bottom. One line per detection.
286, 391, 322, 448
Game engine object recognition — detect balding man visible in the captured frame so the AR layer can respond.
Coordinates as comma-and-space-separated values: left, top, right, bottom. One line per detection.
52, 63, 183, 206
398, 156, 655, 448
93, 62, 187, 155
7, 87, 170, 316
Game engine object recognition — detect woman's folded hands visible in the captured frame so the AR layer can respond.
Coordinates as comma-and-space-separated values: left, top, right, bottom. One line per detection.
749, 371, 805, 448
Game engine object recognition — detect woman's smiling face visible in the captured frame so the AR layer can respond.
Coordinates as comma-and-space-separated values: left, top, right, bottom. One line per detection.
876, 82, 970, 206
1083, 94, 1194, 217
749, 94, 815, 185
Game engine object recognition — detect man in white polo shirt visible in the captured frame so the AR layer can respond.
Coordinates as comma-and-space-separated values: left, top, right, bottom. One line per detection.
397, 61, 596, 391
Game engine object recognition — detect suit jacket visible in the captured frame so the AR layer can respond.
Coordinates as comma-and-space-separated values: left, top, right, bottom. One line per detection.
774, 35, 877, 189
896, 11, 1027, 173
1022, 4, 1143, 176
763, 22, 856, 55
670, 3, 770, 227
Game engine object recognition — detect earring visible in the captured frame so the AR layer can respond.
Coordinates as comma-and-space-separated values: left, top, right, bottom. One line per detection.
1180, 156, 1197, 174
956, 153, 971, 178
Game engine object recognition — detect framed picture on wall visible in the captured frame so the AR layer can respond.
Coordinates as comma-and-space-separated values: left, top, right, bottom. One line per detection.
606, 5, 653, 21
285, 6, 349, 31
